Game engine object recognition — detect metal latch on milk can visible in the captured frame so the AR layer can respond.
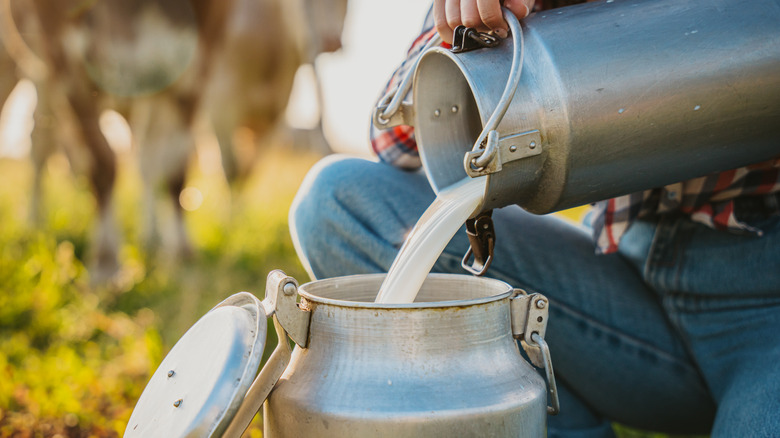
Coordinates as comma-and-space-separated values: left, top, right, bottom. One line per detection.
451, 25, 501, 53
510, 289, 560, 415
462, 210, 495, 276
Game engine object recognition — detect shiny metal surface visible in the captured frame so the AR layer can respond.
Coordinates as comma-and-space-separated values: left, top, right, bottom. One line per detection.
415, 0, 780, 214
264, 274, 548, 437
124, 293, 266, 438
530, 333, 559, 416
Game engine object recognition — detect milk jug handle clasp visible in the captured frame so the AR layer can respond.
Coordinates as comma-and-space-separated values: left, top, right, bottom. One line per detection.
464, 8, 525, 175
451, 25, 501, 53
511, 291, 560, 416
462, 210, 495, 276
223, 271, 310, 438
530, 332, 560, 415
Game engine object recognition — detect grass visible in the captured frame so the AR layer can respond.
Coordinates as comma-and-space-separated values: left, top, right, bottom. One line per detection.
0, 146, 706, 437
0, 145, 314, 436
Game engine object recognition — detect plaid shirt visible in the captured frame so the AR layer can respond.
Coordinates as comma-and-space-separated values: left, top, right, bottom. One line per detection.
370, 15, 780, 254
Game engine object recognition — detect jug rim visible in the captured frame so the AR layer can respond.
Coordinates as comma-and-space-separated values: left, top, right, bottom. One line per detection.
297, 273, 514, 309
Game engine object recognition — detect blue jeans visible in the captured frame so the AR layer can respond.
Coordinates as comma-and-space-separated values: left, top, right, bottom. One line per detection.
290, 156, 780, 437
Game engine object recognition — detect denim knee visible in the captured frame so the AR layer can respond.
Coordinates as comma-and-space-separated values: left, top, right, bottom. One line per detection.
290, 155, 435, 279
289, 155, 367, 278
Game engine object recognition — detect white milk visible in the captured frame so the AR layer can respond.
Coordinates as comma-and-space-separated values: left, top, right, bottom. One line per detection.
375, 176, 487, 304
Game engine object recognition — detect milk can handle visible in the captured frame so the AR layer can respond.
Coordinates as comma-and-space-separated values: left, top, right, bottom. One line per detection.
223, 271, 310, 438
465, 8, 525, 172
530, 332, 560, 415
373, 33, 443, 128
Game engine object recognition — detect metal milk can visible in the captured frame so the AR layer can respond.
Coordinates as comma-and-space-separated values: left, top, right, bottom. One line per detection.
124, 270, 559, 437
375, 0, 780, 214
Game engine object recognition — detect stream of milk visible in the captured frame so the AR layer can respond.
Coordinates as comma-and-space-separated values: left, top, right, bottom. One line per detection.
374, 176, 487, 304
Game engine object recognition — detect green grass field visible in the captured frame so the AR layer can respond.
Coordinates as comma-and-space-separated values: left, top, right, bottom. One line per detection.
0, 148, 704, 437
0, 146, 314, 436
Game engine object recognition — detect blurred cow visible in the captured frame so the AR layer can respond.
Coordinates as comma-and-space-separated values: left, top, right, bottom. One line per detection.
0, 0, 81, 223
206, 0, 348, 182
1, 0, 348, 283
1, 0, 228, 282
0, 39, 16, 112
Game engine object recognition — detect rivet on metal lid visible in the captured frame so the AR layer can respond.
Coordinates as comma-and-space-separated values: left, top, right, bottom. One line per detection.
283, 282, 297, 296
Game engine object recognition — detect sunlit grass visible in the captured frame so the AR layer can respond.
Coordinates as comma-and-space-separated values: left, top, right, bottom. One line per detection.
0, 145, 316, 436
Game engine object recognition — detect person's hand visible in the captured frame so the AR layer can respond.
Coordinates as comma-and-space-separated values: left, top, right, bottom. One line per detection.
433, 0, 535, 44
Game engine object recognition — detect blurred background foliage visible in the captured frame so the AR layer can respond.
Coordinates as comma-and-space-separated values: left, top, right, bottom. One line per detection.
0, 146, 314, 436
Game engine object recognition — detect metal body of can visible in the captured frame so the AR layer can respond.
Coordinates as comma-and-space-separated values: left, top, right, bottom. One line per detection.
412, 0, 780, 213
264, 274, 548, 437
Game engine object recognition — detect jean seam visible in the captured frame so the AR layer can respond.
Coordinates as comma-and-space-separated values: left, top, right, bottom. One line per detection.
550, 298, 705, 378
644, 216, 686, 294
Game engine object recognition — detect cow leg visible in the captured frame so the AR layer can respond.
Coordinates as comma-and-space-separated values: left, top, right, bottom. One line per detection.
212, 108, 241, 183
167, 157, 192, 258
28, 79, 66, 224
133, 94, 194, 259
169, 94, 197, 258
27, 0, 122, 282
129, 97, 161, 255
204, 61, 245, 185
29, 87, 52, 225
68, 94, 120, 282
0, 73, 16, 118
298, 63, 333, 155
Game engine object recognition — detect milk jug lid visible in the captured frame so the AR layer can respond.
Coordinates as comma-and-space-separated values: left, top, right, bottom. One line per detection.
124, 292, 267, 437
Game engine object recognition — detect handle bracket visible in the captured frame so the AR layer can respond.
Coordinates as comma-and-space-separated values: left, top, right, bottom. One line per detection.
261, 270, 310, 347
372, 33, 442, 129
510, 289, 549, 367
451, 25, 501, 53
461, 210, 496, 276
510, 290, 559, 415
372, 101, 415, 129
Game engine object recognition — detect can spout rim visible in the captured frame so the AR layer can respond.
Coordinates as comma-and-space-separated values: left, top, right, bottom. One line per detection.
298, 273, 513, 309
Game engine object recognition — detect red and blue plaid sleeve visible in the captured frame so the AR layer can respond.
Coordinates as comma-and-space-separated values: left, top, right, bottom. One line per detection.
591, 158, 780, 254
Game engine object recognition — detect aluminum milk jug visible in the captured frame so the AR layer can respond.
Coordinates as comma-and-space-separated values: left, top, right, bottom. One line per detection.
376, 0, 780, 214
